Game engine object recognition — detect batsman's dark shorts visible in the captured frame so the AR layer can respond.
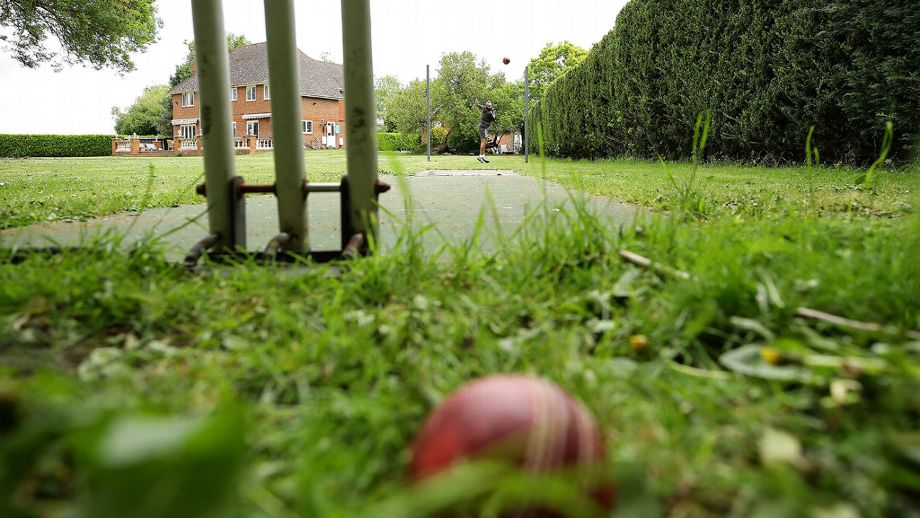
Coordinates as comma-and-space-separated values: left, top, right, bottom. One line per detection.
479, 127, 489, 139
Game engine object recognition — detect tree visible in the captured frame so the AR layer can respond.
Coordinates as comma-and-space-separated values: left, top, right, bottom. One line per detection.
160, 34, 251, 136
526, 41, 588, 102
113, 85, 170, 136
0, 0, 161, 72
387, 80, 429, 136
489, 79, 525, 135
433, 51, 493, 152
383, 51, 525, 153
375, 75, 403, 131
432, 51, 525, 153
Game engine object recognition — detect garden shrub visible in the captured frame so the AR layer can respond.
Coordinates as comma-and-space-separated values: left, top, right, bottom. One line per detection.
0, 135, 113, 158
422, 126, 449, 153
377, 132, 420, 152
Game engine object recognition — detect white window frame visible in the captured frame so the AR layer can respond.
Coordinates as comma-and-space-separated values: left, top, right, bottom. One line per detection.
231, 87, 237, 101
263, 84, 270, 100
246, 120, 259, 137
231, 122, 237, 136
302, 120, 313, 134
246, 85, 256, 101
181, 92, 194, 107
180, 124, 196, 139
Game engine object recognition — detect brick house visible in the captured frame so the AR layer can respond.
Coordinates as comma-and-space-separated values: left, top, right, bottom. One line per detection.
168, 42, 346, 152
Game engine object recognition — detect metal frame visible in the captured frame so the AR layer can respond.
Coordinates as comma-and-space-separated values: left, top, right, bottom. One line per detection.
185, 0, 385, 268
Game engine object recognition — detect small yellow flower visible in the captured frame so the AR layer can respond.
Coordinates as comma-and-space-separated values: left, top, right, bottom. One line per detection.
629, 334, 648, 352
760, 346, 784, 366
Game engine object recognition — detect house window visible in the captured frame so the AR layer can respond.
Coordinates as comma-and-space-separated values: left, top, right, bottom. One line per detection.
246, 85, 256, 101
180, 124, 196, 139
232, 122, 237, 136
263, 84, 270, 100
231, 87, 237, 101
246, 120, 259, 137
302, 120, 313, 134
181, 92, 194, 107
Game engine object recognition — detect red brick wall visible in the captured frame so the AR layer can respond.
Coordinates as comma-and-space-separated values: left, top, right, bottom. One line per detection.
172, 85, 346, 147
172, 93, 200, 138
301, 97, 346, 148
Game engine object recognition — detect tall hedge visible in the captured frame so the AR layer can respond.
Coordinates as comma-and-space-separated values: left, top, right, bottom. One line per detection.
0, 135, 113, 158
535, 0, 920, 164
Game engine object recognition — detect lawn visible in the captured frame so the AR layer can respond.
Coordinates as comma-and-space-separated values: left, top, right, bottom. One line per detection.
1, 150, 919, 517
1, 150, 915, 229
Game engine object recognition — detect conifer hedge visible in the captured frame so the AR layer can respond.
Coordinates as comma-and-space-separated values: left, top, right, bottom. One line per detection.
534, 0, 920, 164
0, 135, 113, 158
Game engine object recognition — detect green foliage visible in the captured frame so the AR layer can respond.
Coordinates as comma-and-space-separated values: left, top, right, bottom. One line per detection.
113, 85, 170, 136
0, 386, 246, 518
0, 134, 112, 158
0, 0, 161, 72
377, 132, 420, 152
428, 126, 448, 150
433, 52, 524, 153
383, 52, 524, 154
375, 75, 403, 131
386, 80, 428, 136
525, 41, 588, 102
489, 81, 525, 135
433, 52, 493, 153
536, 0, 920, 164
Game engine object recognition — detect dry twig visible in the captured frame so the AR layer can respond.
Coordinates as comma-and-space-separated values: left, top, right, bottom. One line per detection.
795, 307, 920, 341
618, 250, 691, 280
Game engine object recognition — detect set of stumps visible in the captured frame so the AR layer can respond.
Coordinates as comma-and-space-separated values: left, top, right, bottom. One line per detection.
183, 0, 386, 268
184, 175, 390, 268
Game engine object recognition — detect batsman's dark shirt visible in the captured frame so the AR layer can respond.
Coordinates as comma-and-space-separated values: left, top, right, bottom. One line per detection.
477, 104, 496, 130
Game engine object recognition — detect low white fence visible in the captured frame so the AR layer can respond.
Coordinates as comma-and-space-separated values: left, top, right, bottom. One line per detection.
114, 140, 131, 153
256, 138, 273, 150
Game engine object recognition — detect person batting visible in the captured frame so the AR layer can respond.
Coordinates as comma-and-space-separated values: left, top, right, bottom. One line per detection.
473, 99, 496, 163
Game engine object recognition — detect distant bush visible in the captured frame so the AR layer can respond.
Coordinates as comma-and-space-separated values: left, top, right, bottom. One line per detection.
0, 134, 113, 158
428, 127, 448, 150
377, 132, 420, 152
535, 0, 920, 164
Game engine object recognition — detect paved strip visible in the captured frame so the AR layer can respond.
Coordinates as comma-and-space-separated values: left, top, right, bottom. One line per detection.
2, 173, 637, 260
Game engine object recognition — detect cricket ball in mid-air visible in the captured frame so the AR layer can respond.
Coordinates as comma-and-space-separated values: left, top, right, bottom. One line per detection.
408, 375, 614, 510
503, 57, 511, 65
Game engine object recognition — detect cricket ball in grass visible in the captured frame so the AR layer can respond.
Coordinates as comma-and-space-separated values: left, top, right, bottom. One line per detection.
503, 57, 511, 65
409, 375, 615, 512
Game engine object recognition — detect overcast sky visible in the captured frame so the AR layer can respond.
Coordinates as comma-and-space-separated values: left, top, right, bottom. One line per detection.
0, 0, 627, 135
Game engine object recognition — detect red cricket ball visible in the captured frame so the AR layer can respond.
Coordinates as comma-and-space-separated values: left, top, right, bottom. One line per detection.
503, 57, 511, 65
409, 375, 614, 510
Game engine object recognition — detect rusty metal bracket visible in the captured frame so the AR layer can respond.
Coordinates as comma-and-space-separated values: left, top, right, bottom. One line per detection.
183, 234, 219, 269
196, 178, 390, 198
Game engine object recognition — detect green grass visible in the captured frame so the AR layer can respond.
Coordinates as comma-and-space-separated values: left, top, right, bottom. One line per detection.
1, 150, 919, 517
1, 150, 916, 229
